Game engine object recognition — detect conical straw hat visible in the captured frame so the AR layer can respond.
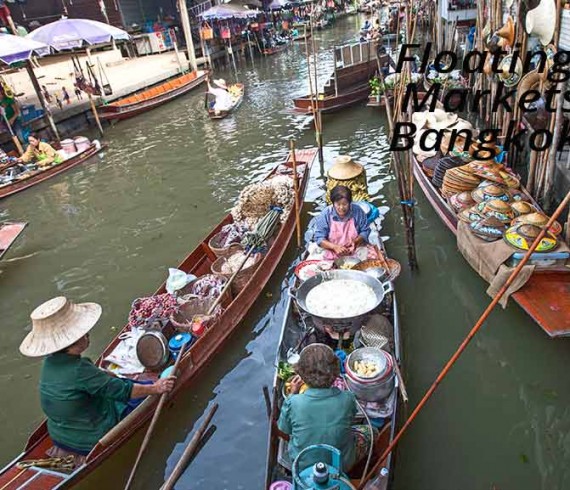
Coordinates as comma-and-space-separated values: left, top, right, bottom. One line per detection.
327, 155, 364, 180
526, 0, 556, 45
20, 297, 102, 357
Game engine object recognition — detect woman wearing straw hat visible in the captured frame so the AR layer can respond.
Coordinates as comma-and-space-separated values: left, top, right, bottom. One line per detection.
20, 297, 176, 458
313, 185, 378, 260
278, 344, 376, 472
206, 77, 232, 114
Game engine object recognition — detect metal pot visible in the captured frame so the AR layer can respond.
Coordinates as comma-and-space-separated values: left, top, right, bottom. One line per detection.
291, 269, 393, 335
136, 331, 170, 371
345, 347, 395, 402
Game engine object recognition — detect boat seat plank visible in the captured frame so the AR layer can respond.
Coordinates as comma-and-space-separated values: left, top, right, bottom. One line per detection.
512, 272, 570, 337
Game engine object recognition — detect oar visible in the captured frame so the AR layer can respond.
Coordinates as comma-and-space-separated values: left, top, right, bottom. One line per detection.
357, 189, 570, 489
289, 139, 302, 248
124, 339, 190, 490
160, 403, 218, 490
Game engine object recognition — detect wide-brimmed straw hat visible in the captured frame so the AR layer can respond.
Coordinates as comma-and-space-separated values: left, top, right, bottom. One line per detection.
214, 78, 228, 90
526, 0, 556, 45
425, 108, 458, 130
19, 297, 102, 357
328, 155, 365, 180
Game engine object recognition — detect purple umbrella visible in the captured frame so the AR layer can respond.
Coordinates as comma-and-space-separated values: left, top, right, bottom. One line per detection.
200, 4, 261, 19
0, 33, 50, 65
26, 18, 130, 51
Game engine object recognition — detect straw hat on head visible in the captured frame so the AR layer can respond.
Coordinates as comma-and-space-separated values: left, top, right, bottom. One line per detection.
19, 297, 102, 357
327, 155, 364, 180
214, 78, 228, 90
526, 0, 556, 45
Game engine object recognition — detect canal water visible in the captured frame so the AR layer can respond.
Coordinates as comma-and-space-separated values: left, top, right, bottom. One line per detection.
1, 16, 569, 490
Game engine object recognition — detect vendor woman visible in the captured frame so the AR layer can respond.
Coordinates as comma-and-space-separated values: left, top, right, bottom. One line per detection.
18, 132, 62, 168
19, 297, 176, 459
278, 344, 376, 472
313, 185, 376, 260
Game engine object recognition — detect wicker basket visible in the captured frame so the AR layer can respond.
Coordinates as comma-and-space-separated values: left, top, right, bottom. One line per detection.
353, 258, 402, 282
211, 248, 262, 295
208, 232, 243, 259
170, 295, 222, 332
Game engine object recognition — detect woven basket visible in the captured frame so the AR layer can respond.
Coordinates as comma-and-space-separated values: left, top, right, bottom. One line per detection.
211, 248, 262, 295
353, 258, 402, 282
208, 232, 243, 259
170, 295, 222, 332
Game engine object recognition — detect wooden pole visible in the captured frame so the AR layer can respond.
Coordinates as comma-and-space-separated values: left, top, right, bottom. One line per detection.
310, 17, 324, 166
178, 0, 197, 72
88, 93, 104, 137
357, 190, 570, 490
1, 111, 23, 155
289, 139, 302, 248
25, 62, 60, 142
160, 403, 218, 490
124, 341, 189, 490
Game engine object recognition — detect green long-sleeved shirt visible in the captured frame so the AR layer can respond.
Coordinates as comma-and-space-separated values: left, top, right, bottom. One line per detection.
40, 352, 133, 453
278, 387, 357, 471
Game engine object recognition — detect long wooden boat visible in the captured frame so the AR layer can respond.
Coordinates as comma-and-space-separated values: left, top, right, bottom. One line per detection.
0, 142, 104, 201
0, 221, 27, 260
293, 41, 378, 114
98, 70, 208, 122
412, 155, 570, 338
265, 235, 402, 489
292, 33, 312, 42
0, 148, 318, 490
207, 83, 245, 120
262, 42, 290, 56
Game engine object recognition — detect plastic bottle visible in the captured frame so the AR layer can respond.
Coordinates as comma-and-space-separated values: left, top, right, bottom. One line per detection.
363, 467, 389, 490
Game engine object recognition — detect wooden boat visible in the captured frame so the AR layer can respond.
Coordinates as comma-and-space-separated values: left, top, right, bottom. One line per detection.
292, 33, 312, 42
207, 83, 245, 120
0, 221, 27, 260
0, 148, 318, 490
262, 42, 290, 56
293, 41, 378, 114
98, 70, 208, 122
412, 155, 570, 338
0, 142, 104, 201
265, 234, 402, 489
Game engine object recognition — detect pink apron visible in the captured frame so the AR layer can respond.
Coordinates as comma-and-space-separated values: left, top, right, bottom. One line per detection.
323, 218, 379, 260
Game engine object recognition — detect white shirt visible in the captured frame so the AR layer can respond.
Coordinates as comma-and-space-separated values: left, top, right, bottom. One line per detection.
208, 86, 232, 111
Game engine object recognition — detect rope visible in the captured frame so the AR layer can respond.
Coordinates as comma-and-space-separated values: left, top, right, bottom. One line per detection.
17, 455, 76, 471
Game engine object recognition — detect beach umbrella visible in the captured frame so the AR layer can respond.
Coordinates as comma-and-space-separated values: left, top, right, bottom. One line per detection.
0, 33, 57, 151
27, 19, 130, 136
200, 4, 261, 19
26, 18, 130, 51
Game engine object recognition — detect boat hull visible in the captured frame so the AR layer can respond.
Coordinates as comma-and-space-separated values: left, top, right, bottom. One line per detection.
293, 84, 370, 114
412, 155, 570, 337
208, 84, 245, 120
0, 221, 27, 260
98, 71, 208, 122
262, 43, 290, 56
0, 148, 318, 490
0, 144, 104, 201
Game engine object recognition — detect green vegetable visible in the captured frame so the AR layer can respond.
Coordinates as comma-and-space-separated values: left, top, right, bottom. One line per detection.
277, 361, 296, 381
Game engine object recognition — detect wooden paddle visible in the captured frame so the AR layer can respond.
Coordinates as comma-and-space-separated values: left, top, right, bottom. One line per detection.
289, 139, 302, 248
124, 339, 189, 490
160, 403, 218, 490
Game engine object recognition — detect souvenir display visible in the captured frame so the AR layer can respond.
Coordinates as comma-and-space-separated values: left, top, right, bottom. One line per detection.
504, 223, 559, 252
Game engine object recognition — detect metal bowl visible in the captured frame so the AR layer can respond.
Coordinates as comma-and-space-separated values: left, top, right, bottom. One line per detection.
334, 256, 362, 269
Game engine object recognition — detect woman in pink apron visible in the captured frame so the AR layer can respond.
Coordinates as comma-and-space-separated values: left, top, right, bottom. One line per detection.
313, 185, 378, 260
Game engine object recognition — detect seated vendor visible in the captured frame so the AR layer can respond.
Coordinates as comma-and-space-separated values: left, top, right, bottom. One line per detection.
313, 185, 376, 260
278, 344, 376, 472
206, 78, 233, 114
19, 132, 62, 168
19, 297, 176, 457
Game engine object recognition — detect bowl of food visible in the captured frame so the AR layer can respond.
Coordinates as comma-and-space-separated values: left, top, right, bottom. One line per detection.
334, 256, 362, 270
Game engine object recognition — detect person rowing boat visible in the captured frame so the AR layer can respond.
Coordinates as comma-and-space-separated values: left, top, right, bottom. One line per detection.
206, 78, 233, 114
19, 297, 175, 463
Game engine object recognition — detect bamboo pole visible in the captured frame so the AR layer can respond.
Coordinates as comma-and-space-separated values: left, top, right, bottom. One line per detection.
160, 404, 218, 490
310, 17, 324, 165
124, 342, 188, 490
289, 139, 302, 248
358, 190, 570, 490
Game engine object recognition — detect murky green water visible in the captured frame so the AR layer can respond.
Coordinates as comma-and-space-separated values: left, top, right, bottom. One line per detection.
1, 16, 569, 490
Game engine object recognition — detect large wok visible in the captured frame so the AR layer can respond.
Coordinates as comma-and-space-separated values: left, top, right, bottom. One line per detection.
291, 269, 393, 334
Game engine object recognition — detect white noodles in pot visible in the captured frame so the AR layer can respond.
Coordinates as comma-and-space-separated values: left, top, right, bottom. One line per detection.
305, 279, 377, 318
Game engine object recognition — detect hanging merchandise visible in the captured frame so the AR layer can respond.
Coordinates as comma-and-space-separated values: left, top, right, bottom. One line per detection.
72, 55, 100, 96
200, 21, 214, 40
85, 59, 102, 96
97, 58, 113, 96
0, 76, 14, 98
221, 24, 231, 39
